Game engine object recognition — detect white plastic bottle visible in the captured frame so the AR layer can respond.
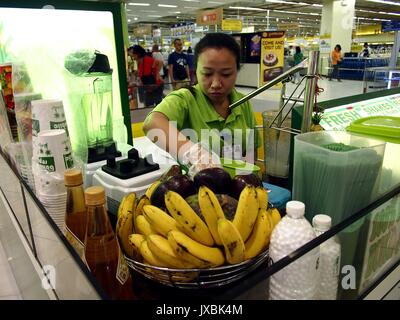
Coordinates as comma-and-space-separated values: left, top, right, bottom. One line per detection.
312, 214, 341, 300
269, 201, 320, 300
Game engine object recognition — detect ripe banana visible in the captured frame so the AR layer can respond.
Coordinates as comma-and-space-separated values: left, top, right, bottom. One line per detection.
142, 205, 180, 237
116, 193, 136, 258
117, 195, 127, 220
147, 234, 195, 269
244, 209, 272, 260
217, 218, 245, 265
128, 234, 145, 261
233, 185, 259, 242
140, 240, 169, 267
167, 231, 211, 268
268, 207, 281, 227
165, 191, 214, 246
136, 215, 157, 236
145, 180, 161, 200
134, 195, 151, 232
256, 187, 268, 211
198, 186, 225, 246
168, 230, 225, 267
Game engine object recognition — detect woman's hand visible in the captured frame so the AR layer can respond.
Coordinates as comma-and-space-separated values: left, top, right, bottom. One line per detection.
179, 142, 222, 178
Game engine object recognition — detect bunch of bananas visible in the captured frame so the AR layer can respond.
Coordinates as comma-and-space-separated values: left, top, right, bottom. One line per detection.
116, 184, 281, 273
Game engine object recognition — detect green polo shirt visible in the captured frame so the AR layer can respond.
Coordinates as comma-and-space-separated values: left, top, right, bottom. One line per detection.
147, 84, 259, 155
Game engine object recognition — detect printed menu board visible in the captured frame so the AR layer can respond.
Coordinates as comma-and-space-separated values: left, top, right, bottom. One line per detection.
319, 94, 400, 131
260, 31, 285, 86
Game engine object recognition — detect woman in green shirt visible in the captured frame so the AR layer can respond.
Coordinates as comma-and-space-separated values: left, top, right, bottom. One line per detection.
143, 33, 258, 176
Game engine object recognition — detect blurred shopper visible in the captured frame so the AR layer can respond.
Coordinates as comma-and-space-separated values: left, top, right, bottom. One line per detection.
329, 44, 343, 82
128, 45, 164, 107
168, 38, 190, 90
187, 46, 196, 84
360, 42, 371, 58
152, 44, 165, 79
293, 46, 304, 84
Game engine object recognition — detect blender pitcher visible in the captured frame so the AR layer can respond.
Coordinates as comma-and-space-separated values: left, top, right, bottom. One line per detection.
64, 50, 121, 163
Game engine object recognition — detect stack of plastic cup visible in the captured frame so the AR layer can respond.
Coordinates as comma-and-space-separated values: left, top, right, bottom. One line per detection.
32, 129, 74, 230
31, 99, 69, 149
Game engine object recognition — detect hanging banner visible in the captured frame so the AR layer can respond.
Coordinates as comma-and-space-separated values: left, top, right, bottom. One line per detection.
196, 8, 223, 26
222, 19, 242, 32
259, 31, 285, 86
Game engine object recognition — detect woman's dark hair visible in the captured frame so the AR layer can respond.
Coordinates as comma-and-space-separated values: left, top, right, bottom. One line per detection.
335, 44, 342, 51
128, 45, 146, 58
194, 33, 241, 70
295, 46, 301, 54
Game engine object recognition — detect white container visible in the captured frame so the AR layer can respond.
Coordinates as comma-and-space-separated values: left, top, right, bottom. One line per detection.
313, 214, 341, 300
269, 201, 320, 300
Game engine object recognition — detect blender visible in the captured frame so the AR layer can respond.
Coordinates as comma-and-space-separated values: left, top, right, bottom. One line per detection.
63, 50, 175, 216
64, 50, 130, 186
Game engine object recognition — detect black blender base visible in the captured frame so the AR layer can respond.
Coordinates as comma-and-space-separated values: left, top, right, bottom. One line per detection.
87, 142, 121, 164
102, 148, 160, 180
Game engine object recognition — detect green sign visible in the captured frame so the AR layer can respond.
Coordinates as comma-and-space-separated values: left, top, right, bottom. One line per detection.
320, 94, 400, 131
38, 156, 56, 172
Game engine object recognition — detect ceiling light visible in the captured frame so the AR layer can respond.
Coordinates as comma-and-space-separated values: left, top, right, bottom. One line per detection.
134, 17, 138, 20
148, 15, 162, 17
312, 4, 323, 7
181, 0, 200, 2
366, 0, 400, 6
184, 6, 198, 9
208, 1, 224, 4
229, 6, 266, 11
128, 2, 150, 6
158, 4, 178, 8
265, 0, 307, 4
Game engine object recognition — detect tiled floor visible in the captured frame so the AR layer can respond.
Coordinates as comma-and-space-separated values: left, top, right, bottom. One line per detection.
0, 242, 22, 300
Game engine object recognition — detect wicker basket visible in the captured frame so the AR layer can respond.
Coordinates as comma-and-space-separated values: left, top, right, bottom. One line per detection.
124, 249, 268, 289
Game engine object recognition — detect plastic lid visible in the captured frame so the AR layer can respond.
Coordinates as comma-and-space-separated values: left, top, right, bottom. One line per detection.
312, 214, 332, 231
347, 116, 400, 144
64, 169, 83, 186
286, 200, 305, 218
85, 186, 106, 206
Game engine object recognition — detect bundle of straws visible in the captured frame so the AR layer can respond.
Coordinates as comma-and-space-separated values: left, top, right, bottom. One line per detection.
294, 142, 384, 226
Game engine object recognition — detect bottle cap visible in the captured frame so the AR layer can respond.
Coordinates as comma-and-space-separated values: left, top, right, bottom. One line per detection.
64, 169, 83, 186
85, 186, 106, 206
286, 200, 305, 219
312, 214, 332, 231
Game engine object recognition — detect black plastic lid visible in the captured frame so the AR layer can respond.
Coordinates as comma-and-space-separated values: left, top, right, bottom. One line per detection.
88, 51, 113, 74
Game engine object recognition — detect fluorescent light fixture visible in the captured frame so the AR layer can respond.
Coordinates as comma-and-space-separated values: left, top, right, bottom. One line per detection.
184, 6, 199, 9
366, 0, 400, 6
141, 10, 157, 12
148, 15, 162, 17
134, 17, 138, 20
128, 2, 150, 6
312, 3, 323, 7
158, 4, 178, 8
181, 0, 200, 2
229, 6, 266, 11
128, 19, 131, 22
208, 1, 224, 4
265, 0, 306, 4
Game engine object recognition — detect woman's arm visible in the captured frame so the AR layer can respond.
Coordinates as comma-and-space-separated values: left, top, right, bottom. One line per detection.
143, 111, 191, 160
